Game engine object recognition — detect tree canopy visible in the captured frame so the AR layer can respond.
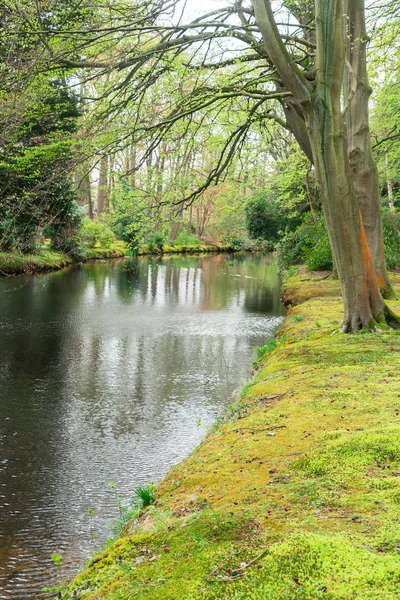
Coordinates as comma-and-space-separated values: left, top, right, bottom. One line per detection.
2, 0, 400, 330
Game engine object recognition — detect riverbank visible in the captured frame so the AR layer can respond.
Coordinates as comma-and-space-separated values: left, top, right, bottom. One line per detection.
0, 245, 126, 275
0, 242, 243, 275
61, 268, 400, 600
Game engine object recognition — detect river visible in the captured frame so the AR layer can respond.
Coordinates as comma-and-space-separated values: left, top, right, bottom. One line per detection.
0, 253, 284, 599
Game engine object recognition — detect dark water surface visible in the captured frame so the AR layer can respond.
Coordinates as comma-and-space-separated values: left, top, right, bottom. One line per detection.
0, 253, 284, 599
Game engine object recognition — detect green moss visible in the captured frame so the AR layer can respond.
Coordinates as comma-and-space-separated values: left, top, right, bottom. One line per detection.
61, 269, 400, 600
0, 250, 71, 274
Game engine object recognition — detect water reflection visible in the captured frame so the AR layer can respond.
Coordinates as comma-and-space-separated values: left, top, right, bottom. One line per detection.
0, 253, 284, 599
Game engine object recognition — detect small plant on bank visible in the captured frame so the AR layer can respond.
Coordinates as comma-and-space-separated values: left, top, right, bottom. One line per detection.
293, 315, 304, 322
108, 482, 156, 538
284, 265, 299, 278
173, 231, 201, 247
256, 339, 277, 359
134, 483, 156, 508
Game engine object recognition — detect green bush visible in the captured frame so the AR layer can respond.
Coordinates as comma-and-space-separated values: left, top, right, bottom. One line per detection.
277, 213, 333, 271
78, 216, 115, 249
109, 178, 152, 254
382, 211, 400, 269
245, 193, 288, 244
173, 231, 201, 246
221, 235, 253, 250
0, 81, 80, 253
144, 232, 165, 252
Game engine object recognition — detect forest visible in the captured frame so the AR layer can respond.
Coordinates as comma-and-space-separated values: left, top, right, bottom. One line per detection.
1, 0, 400, 327
1, 1, 400, 599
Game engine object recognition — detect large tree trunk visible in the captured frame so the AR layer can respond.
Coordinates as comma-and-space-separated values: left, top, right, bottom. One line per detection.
251, 0, 399, 330
308, 0, 393, 330
343, 0, 394, 297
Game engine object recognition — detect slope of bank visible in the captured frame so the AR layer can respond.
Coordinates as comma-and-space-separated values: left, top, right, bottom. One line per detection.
62, 269, 400, 600
0, 245, 126, 275
0, 243, 242, 275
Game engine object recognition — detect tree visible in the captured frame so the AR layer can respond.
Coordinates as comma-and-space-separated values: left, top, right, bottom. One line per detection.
0, 79, 80, 252
6, 0, 400, 329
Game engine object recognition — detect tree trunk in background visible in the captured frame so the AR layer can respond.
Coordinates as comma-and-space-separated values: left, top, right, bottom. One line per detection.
129, 145, 136, 188
106, 155, 114, 213
97, 155, 108, 215
75, 170, 90, 207
343, 0, 393, 297
386, 155, 395, 212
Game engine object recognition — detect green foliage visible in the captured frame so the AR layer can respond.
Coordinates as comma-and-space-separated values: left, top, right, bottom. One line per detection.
110, 483, 156, 538
79, 216, 116, 249
382, 211, 400, 269
51, 553, 62, 567
109, 178, 152, 254
256, 339, 277, 359
0, 80, 80, 253
134, 484, 156, 508
245, 193, 287, 244
173, 231, 201, 246
277, 213, 333, 271
145, 232, 166, 252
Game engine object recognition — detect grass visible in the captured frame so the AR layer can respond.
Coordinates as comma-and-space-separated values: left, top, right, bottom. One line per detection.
138, 242, 242, 255
0, 241, 241, 276
61, 269, 400, 599
0, 249, 72, 274
0, 244, 127, 276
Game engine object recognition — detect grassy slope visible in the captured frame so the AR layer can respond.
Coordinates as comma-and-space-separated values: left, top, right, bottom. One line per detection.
0, 243, 239, 275
63, 270, 400, 600
0, 244, 126, 275
0, 250, 72, 274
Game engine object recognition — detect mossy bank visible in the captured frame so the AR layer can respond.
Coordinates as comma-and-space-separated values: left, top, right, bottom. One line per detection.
0, 245, 126, 275
61, 269, 400, 600
0, 243, 240, 276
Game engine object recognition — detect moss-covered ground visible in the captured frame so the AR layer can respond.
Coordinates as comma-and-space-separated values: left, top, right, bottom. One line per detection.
0, 243, 241, 276
0, 250, 72, 275
61, 269, 400, 599
139, 242, 241, 255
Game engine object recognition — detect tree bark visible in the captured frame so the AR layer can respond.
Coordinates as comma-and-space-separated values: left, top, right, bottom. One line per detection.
97, 155, 108, 215
251, 0, 399, 330
343, 0, 394, 297
386, 154, 395, 212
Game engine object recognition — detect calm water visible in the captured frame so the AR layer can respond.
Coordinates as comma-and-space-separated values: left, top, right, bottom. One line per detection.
0, 253, 284, 599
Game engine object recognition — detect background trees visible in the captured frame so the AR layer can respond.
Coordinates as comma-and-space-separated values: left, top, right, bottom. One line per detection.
1, 0, 400, 328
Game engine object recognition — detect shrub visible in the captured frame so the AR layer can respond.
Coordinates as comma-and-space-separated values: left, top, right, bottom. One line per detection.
245, 194, 288, 244
277, 213, 333, 271
109, 178, 152, 253
78, 216, 115, 249
144, 232, 165, 252
382, 211, 400, 269
173, 231, 201, 246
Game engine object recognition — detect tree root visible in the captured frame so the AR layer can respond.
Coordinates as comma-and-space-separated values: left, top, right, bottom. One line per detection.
337, 304, 400, 333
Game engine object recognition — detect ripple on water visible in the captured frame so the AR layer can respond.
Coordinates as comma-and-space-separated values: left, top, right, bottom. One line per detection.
0, 254, 285, 598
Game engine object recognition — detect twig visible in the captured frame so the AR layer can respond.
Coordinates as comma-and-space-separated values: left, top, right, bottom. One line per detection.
206, 547, 270, 583
85, 394, 105, 417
